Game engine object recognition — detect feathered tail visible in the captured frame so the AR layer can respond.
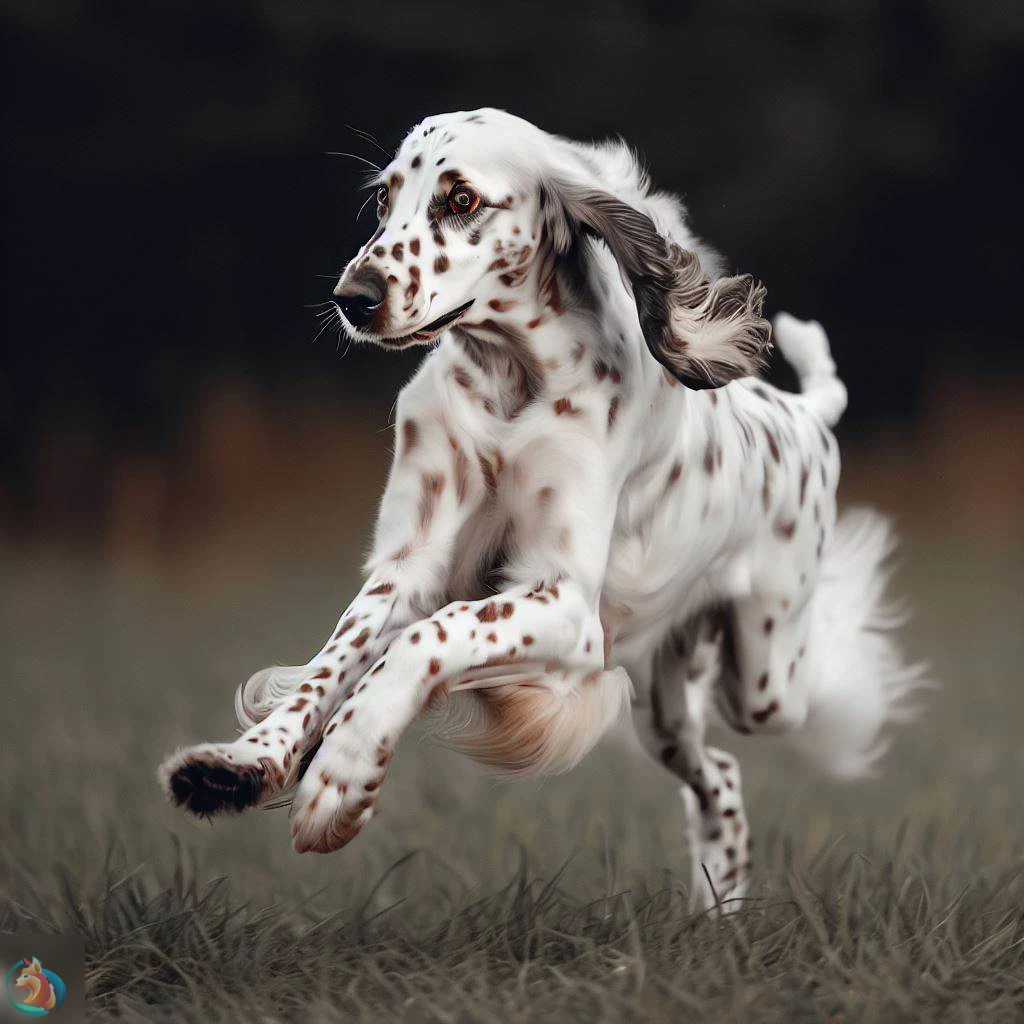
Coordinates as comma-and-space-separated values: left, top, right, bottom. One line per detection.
784, 507, 932, 778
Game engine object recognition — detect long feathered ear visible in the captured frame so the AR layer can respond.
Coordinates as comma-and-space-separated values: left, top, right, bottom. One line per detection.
541, 181, 771, 388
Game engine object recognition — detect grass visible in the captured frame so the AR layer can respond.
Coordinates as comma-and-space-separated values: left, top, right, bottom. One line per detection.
2, 534, 1023, 1022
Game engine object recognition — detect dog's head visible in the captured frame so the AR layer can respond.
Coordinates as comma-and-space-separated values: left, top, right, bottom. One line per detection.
333, 108, 770, 387
332, 109, 547, 350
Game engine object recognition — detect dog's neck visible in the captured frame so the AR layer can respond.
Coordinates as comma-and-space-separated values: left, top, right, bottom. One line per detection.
451, 237, 619, 418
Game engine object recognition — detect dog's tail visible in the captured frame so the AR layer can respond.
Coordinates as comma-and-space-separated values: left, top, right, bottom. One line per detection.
783, 507, 932, 778
773, 312, 848, 428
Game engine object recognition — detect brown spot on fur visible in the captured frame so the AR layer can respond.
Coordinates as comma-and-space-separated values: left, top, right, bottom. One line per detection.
479, 454, 497, 491
703, 439, 715, 475
487, 298, 517, 311
351, 627, 371, 648
452, 365, 473, 389
391, 242, 404, 262
342, 709, 354, 723
410, 631, 420, 643
523, 635, 534, 645
418, 472, 445, 530
500, 602, 514, 618
553, 397, 580, 416
373, 245, 386, 258
434, 253, 450, 274
751, 699, 780, 723
608, 395, 620, 431
667, 462, 682, 486
799, 464, 809, 506
774, 519, 796, 541
476, 602, 499, 623
764, 426, 781, 463
428, 657, 442, 675
409, 238, 420, 256
411, 155, 421, 169
367, 581, 394, 596
335, 617, 357, 639
764, 617, 774, 635
486, 631, 498, 643
451, 438, 471, 504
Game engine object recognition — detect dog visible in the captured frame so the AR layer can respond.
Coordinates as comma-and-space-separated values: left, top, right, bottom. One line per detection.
159, 108, 924, 911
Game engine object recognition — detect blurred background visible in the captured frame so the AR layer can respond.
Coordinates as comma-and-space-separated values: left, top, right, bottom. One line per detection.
2, 0, 1021, 569
2, 8, 1023, 1017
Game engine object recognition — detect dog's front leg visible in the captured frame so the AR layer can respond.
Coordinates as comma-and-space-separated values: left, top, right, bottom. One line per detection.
288, 578, 604, 853
159, 369, 486, 816
288, 420, 623, 854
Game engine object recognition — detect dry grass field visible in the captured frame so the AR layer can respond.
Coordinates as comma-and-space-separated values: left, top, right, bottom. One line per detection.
1, 530, 1022, 1022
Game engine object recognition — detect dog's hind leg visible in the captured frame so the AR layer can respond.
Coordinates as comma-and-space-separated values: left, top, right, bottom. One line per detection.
631, 613, 752, 914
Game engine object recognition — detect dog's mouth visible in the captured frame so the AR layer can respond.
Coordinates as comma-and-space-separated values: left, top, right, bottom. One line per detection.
379, 300, 476, 346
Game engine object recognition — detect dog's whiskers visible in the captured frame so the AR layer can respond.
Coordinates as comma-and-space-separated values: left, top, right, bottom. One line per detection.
344, 123, 392, 161
326, 151, 383, 173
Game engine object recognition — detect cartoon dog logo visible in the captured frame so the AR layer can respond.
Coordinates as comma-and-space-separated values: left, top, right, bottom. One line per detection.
5, 956, 67, 1016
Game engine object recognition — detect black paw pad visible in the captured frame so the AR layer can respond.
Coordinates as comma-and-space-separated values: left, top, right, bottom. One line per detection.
168, 758, 266, 815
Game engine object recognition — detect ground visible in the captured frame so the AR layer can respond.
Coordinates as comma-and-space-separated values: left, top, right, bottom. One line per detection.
1, 534, 1022, 1023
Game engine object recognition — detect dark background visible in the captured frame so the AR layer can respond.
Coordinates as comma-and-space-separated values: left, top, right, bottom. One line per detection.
2, 0, 1021, 556
3, 8, 1024, 1018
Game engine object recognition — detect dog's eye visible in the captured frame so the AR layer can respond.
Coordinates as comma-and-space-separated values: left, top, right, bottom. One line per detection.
447, 185, 480, 216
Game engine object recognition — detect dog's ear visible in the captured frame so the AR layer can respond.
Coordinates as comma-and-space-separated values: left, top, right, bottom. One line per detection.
541, 181, 772, 389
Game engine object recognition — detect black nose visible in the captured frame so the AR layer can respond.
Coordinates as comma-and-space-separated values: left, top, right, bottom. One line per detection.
334, 268, 387, 329
335, 291, 379, 328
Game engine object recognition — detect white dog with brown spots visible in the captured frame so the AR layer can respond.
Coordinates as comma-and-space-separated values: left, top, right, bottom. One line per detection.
159, 108, 926, 912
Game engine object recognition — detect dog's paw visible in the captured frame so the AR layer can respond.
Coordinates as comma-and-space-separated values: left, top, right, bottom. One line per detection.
158, 742, 292, 816
288, 730, 393, 854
